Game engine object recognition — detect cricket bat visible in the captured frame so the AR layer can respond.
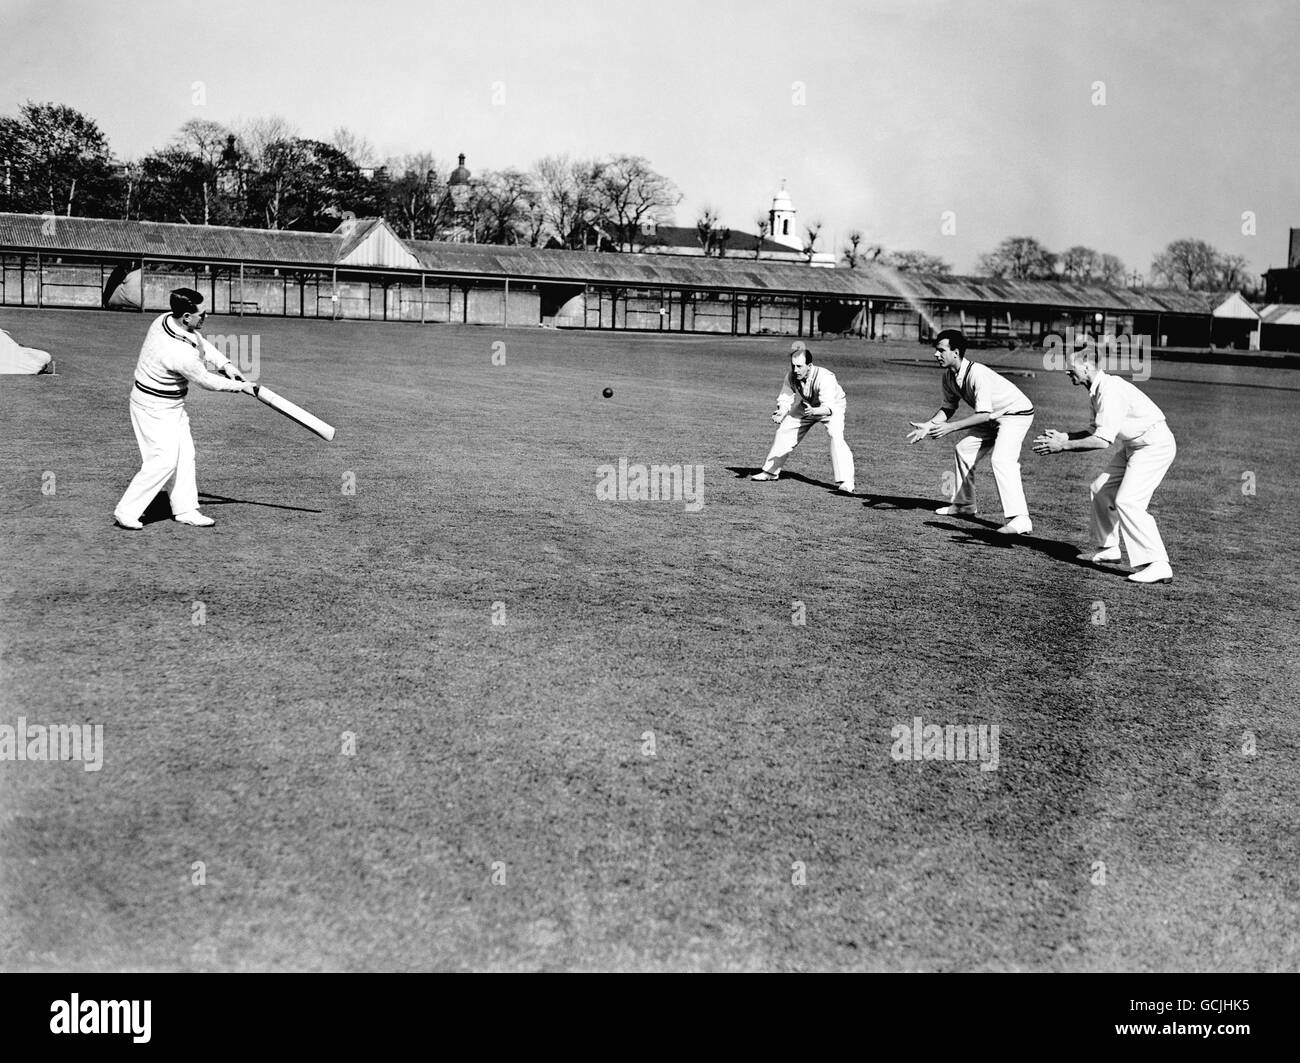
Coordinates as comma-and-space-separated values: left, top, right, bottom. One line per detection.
250, 383, 336, 441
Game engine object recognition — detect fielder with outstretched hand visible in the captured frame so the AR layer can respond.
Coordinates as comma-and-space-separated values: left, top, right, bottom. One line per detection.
1032, 348, 1176, 584
906, 328, 1036, 535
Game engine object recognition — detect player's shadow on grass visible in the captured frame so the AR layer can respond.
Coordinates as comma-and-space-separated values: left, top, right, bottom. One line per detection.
199, 491, 323, 514
927, 519, 1090, 566
140, 492, 323, 522
861, 493, 948, 511
727, 466, 848, 493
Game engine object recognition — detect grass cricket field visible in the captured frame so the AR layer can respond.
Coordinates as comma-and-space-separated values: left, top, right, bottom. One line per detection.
1, 307, 1297, 971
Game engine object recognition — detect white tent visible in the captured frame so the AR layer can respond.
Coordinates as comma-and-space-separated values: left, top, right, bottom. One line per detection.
103, 265, 142, 309
0, 327, 53, 373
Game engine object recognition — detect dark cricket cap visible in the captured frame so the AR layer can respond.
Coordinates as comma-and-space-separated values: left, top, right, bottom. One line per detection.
170, 288, 206, 315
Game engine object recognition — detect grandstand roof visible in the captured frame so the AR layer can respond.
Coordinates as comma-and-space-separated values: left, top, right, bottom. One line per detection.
0, 212, 340, 265
407, 239, 1220, 314
0, 211, 1222, 316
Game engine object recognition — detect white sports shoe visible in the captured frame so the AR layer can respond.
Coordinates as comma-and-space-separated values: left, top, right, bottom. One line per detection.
837, 483, 856, 495
935, 504, 977, 516
750, 471, 779, 481
996, 515, 1033, 535
113, 513, 143, 530
174, 511, 215, 527
1127, 561, 1173, 584
1077, 547, 1123, 563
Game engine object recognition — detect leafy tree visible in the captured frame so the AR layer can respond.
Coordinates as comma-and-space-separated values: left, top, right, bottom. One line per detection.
1149, 238, 1256, 292
1058, 245, 1126, 285
977, 236, 1057, 280
134, 146, 209, 223
881, 249, 952, 276
381, 153, 448, 240
0, 101, 118, 217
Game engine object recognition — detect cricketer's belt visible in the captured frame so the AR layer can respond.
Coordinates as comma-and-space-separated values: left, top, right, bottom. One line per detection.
135, 380, 188, 399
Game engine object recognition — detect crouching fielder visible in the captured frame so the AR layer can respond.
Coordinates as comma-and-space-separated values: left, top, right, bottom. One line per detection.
906, 329, 1035, 534
751, 345, 856, 494
1032, 350, 1176, 584
113, 287, 254, 530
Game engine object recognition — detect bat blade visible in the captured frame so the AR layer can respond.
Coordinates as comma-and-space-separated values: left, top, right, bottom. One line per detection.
251, 384, 336, 441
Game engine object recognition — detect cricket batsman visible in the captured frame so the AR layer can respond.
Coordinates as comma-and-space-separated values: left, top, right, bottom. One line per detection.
751, 345, 856, 495
113, 288, 254, 530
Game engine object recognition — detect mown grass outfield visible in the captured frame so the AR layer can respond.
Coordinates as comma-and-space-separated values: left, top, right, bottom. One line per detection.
1, 307, 1298, 972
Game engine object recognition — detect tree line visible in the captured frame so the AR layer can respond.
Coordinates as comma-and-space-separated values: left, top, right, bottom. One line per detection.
0, 100, 1262, 292
839, 232, 1258, 295
0, 101, 683, 249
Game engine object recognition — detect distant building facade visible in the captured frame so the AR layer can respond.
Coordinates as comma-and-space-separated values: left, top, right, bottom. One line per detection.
623, 184, 836, 267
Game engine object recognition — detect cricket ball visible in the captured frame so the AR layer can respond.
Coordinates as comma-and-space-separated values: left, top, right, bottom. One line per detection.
602, 387, 613, 398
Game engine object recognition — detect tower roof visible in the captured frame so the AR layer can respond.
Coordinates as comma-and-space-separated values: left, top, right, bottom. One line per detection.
771, 182, 794, 213
448, 153, 471, 186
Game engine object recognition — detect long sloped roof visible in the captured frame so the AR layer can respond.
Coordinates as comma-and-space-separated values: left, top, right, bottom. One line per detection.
406, 239, 1220, 314
0, 212, 1220, 315
0, 212, 342, 264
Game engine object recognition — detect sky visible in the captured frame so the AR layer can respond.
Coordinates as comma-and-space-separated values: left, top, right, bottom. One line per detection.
1, 0, 1296, 276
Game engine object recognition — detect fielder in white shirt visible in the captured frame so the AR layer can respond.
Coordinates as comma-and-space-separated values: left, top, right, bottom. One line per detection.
113, 288, 254, 530
906, 329, 1035, 534
751, 346, 856, 494
1032, 350, 1176, 584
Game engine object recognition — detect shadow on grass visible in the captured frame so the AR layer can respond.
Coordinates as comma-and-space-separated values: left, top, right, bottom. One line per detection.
926, 519, 1101, 569
139, 491, 322, 521
861, 493, 947, 511
200, 491, 323, 514
139, 492, 174, 526
726, 466, 844, 493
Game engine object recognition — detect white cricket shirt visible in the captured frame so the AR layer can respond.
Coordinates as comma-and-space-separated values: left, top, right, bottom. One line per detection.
942, 359, 1033, 418
1089, 370, 1166, 444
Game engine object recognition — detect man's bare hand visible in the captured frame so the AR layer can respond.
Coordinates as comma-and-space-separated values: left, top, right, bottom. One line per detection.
1033, 429, 1068, 454
906, 421, 930, 445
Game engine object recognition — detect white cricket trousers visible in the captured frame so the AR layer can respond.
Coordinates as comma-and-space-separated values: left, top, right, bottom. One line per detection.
115, 396, 199, 521
762, 403, 855, 487
1089, 420, 1176, 567
950, 413, 1033, 517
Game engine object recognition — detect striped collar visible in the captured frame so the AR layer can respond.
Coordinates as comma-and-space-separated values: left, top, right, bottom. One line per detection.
161, 314, 200, 350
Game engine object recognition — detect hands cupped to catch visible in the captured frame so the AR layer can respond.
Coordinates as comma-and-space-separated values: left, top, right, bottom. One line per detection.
1032, 430, 1068, 454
